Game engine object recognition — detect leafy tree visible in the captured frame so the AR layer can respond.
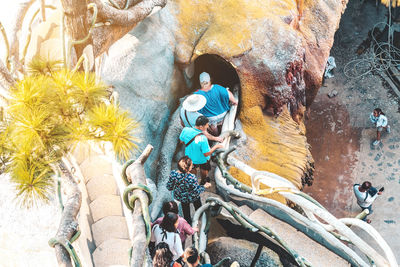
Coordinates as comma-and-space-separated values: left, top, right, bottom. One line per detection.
0, 58, 139, 265
0, 57, 138, 207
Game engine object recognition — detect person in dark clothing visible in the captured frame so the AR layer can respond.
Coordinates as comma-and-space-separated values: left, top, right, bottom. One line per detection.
183, 246, 212, 267
167, 156, 210, 224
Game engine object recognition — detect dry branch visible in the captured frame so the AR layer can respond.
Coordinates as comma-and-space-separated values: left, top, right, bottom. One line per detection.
9, 0, 35, 69
91, 0, 167, 57
125, 144, 153, 267
52, 160, 82, 267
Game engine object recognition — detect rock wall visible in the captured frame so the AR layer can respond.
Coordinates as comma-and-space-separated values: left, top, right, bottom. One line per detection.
100, 0, 347, 189
25, 0, 348, 192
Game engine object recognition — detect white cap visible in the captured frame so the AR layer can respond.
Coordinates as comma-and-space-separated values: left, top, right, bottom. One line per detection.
182, 94, 207, 112
199, 72, 211, 83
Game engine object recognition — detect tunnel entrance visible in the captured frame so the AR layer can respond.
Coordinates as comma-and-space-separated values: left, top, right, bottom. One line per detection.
192, 54, 240, 93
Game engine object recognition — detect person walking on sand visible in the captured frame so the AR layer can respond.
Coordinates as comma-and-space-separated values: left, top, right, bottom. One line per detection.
353, 181, 384, 223
370, 108, 390, 146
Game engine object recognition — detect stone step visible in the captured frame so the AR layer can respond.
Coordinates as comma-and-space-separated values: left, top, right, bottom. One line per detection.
86, 173, 119, 202
90, 195, 124, 223
80, 155, 113, 184
92, 216, 130, 247
248, 208, 350, 266
92, 238, 131, 267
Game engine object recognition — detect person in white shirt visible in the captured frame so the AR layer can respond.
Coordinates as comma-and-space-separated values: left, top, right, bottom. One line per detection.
151, 212, 183, 261
369, 108, 390, 146
353, 181, 383, 223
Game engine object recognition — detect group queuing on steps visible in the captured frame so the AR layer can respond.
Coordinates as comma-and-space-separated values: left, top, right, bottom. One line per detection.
150, 72, 238, 266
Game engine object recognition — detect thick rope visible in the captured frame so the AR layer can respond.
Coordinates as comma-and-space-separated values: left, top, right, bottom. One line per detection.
48, 230, 82, 267
123, 183, 153, 245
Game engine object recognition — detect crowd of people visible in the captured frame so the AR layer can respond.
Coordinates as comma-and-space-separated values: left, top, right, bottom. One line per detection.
149, 73, 390, 264
150, 72, 237, 266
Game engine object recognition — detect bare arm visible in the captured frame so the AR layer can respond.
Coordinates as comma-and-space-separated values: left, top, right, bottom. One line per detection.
204, 144, 224, 157
227, 88, 238, 105
203, 130, 224, 143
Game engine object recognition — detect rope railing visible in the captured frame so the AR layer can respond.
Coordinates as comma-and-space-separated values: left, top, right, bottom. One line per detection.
121, 144, 153, 267
192, 197, 312, 267
48, 230, 82, 267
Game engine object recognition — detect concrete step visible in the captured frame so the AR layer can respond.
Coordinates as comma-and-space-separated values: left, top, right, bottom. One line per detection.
92, 216, 129, 247
248, 208, 350, 266
80, 155, 113, 184
86, 173, 119, 202
92, 238, 131, 267
90, 195, 124, 223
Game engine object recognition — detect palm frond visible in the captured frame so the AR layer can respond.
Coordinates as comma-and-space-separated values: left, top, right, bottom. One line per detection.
87, 104, 140, 160
70, 72, 108, 112
10, 156, 54, 208
9, 75, 50, 113
27, 56, 63, 76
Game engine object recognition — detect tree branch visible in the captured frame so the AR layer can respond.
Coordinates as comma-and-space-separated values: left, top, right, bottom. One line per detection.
0, 59, 15, 99
94, 0, 166, 26
9, 0, 35, 69
91, 0, 167, 57
52, 160, 82, 267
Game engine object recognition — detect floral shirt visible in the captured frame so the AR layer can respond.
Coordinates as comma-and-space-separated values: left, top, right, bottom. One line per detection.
167, 170, 205, 203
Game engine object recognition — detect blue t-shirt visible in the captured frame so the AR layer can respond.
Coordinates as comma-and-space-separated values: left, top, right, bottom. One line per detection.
179, 127, 210, 164
180, 108, 202, 128
195, 84, 230, 117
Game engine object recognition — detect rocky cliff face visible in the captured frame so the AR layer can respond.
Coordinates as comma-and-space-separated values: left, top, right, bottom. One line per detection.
100, 0, 348, 189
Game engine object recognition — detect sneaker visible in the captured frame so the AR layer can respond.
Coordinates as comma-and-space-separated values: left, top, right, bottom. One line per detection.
373, 140, 381, 146
387, 125, 391, 133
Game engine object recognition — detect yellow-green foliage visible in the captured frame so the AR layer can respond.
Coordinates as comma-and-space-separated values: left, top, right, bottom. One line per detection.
380, 0, 400, 7
0, 61, 139, 207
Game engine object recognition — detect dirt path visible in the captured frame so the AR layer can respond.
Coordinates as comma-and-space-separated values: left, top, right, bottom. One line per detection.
304, 0, 400, 261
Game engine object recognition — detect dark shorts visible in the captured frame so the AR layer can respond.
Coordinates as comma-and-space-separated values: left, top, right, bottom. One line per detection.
194, 160, 211, 171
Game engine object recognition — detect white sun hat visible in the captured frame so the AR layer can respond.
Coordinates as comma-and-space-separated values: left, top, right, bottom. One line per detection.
182, 94, 207, 112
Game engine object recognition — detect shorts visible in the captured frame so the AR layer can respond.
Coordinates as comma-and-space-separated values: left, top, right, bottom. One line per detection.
193, 160, 211, 171
377, 126, 383, 132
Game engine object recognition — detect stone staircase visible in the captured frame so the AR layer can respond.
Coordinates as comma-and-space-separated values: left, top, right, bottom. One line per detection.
202, 192, 350, 267
71, 143, 131, 267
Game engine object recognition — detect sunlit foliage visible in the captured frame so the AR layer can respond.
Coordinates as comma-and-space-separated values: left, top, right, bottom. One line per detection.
0, 59, 139, 207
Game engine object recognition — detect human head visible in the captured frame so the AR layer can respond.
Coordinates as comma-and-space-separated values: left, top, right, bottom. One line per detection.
361, 181, 372, 191
160, 212, 179, 232
199, 72, 211, 87
195, 116, 209, 131
184, 246, 200, 266
162, 201, 179, 215
153, 242, 173, 267
373, 108, 384, 117
177, 156, 193, 173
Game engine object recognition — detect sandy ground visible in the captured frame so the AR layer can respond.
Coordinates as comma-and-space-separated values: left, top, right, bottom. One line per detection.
0, 175, 59, 267
304, 0, 400, 262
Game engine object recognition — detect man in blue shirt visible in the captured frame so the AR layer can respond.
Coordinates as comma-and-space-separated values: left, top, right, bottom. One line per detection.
194, 72, 238, 135
179, 116, 223, 184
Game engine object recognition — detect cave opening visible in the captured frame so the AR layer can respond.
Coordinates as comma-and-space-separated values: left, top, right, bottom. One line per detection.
192, 54, 241, 101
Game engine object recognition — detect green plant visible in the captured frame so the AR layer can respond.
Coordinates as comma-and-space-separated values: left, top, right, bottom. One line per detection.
0, 59, 139, 207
